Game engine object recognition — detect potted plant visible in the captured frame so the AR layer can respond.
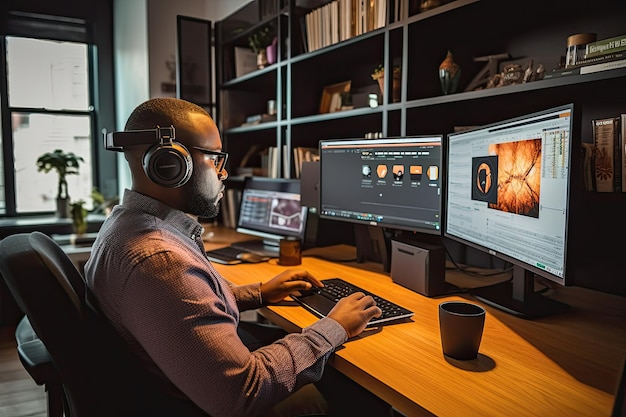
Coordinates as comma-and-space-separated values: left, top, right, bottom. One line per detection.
371, 64, 401, 102
248, 26, 273, 69
36, 149, 84, 218
70, 199, 88, 235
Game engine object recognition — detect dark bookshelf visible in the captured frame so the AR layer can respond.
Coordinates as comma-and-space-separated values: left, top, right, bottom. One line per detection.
214, 0, 626, 296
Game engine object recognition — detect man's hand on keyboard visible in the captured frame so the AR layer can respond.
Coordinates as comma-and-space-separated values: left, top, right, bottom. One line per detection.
260, 268, 324, 304
327, 293, 383, 338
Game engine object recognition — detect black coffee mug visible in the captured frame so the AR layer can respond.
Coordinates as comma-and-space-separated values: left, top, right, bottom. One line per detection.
439, 301, 485, 360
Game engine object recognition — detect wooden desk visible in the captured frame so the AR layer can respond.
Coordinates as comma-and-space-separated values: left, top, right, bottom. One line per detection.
206, 231, 626, 417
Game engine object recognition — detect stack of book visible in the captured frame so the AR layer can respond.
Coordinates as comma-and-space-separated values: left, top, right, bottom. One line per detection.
544, 34, 626, 79
293, 146, 319, 178
302, 0, 386, 53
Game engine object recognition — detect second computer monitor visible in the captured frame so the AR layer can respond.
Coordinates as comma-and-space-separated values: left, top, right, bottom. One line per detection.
236, 176, 307, 248
319, 136, 443, 235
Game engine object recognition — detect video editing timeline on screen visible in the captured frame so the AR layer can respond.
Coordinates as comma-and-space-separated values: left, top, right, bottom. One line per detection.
319, 137, 443, 234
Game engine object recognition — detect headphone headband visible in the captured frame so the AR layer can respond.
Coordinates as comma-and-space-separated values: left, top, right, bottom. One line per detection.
104, 126, 176, 152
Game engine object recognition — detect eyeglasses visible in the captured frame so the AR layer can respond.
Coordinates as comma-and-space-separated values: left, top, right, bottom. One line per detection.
192, 147, 228, 173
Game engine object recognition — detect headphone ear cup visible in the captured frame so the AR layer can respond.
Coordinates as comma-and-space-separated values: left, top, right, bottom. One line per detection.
142, 142, 193, 187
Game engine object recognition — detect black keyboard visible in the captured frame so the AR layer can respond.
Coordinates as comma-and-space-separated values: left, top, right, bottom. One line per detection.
292, 278, 414, 325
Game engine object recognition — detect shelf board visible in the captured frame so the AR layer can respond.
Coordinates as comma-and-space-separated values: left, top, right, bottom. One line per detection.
404, 67, 626, 109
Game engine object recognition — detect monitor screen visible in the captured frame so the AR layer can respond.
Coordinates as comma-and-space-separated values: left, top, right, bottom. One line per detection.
319, 136, 443, 235
236, 176, 307, 247
445, 103, 574, 317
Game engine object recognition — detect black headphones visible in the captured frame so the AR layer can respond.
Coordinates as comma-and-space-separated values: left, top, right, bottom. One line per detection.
105, 125, 192, 188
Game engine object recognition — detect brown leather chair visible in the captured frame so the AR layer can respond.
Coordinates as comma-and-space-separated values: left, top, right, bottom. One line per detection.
0, 231, 208, 417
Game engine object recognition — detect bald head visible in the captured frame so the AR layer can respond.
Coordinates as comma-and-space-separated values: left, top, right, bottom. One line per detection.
121, 97, 226, 217
125, 97, 211, 131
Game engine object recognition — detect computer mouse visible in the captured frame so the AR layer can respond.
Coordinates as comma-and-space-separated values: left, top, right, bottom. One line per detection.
236, 252, 267, 263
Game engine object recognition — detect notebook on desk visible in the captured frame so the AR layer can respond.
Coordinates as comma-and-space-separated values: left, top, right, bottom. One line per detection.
291, 278, 414, 326
206, 177, 307, 265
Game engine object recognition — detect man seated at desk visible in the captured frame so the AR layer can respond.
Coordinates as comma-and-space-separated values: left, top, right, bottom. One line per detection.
85, 97, 384, 417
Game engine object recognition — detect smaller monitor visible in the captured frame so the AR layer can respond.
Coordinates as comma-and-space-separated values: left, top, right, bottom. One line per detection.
233, 177, 307, 254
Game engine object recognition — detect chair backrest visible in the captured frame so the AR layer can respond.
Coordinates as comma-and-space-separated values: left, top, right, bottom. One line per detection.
0, 231, 208, 417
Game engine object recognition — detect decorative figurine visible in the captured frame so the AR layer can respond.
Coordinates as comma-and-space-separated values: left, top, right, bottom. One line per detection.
439, 50, 460, 95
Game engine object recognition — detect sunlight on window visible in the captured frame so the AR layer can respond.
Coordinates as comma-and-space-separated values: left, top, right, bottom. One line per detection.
13, 113, 93, 213
7, 37, 89, 111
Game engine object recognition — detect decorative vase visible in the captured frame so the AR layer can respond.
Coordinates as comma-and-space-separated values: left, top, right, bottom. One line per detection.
257, 50, 268, 69
439, 51, 460, 95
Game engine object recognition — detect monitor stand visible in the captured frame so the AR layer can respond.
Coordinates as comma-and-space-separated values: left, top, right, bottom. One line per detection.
354, 224, 392, 272
470, 265, 569, 319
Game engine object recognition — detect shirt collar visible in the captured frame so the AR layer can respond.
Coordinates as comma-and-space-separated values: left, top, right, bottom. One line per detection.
121, 189, 203, 239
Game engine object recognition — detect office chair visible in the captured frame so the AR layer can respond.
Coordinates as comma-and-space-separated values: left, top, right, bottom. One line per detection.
0, 231, 209, 417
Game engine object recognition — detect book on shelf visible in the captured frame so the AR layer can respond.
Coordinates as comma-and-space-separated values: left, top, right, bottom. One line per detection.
302, 0, 386, 52
581, 142, 596, 192
543, 55, 626, 79
234, 47, 257, 78
574, 50, 625, 68
584, 34, 626, 59
293, 146, 320, 178
580, 57, 626, 74
241, 113, 277, 126
264, 146, 280, 178
592, 116, 621, 192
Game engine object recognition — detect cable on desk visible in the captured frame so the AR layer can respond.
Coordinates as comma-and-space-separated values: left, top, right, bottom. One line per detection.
442, 242, 514, 278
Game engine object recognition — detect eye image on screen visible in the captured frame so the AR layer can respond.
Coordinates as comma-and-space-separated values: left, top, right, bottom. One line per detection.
393, 165, 404, 180
488, 138, 541, 217
377, 164, 388, 178
427, 165, 439, 181
409, 165, 422, 180
472, 156, 498, 204
362, 164, 372, 177
270, 198, 303, 231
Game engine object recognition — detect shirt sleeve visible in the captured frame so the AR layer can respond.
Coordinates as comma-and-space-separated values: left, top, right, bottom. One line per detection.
230, 282, 263, 311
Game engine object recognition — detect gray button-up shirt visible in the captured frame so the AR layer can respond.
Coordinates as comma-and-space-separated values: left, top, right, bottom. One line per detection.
84, 189, 347, 417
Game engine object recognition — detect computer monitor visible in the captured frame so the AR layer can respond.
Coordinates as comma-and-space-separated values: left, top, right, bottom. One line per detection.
233, 176, 307, 254
445, 103, 574, 318
319, 136, 443, 269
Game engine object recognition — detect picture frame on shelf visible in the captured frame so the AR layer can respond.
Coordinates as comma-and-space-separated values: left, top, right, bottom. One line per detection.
319, 81, 351, 114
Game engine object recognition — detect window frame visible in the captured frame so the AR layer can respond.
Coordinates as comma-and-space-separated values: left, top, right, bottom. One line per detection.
0, 5, 116, 219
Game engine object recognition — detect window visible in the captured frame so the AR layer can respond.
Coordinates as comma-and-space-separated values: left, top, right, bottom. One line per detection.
1, 34, 95, 215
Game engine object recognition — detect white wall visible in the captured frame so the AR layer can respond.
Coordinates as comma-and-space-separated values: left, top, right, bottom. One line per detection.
204, 0, 249, 20
113, 0, 249, 198
147, 0, 207, 99
114, 0, 150, 197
